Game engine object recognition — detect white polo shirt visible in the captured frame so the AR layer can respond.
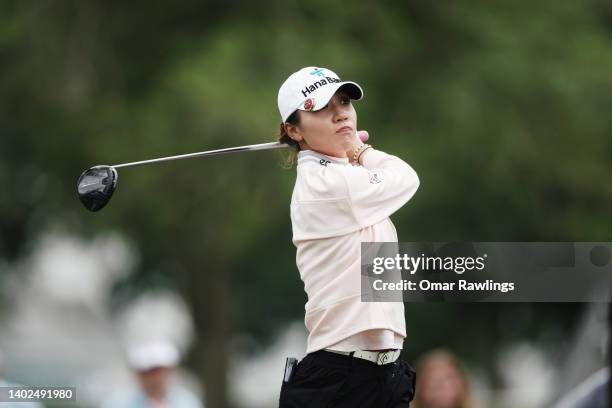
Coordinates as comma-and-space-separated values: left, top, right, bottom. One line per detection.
291, 148, 419, 353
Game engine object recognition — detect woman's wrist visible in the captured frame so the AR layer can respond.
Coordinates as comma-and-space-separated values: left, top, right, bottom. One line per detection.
348, 142, 363, 163
352, 143, 371, 164
357, 145, 373, 165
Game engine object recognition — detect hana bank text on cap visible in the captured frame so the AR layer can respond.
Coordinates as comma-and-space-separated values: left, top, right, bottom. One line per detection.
277, 66, 363, 123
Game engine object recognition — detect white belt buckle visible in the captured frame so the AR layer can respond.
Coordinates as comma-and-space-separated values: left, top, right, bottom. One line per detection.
377, 350, 393, 365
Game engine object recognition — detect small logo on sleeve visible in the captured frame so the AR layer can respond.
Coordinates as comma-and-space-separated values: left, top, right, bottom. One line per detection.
368, 171, 382, 184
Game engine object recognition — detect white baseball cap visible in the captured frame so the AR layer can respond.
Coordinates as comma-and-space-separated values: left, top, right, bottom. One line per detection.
277, 66, 363, 123
126, 341, 180, 371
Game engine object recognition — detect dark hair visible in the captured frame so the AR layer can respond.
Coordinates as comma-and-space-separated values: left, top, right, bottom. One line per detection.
278, 111, 301, 168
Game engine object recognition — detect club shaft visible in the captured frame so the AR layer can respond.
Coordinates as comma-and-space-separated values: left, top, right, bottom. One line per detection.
112, 142, 288, 169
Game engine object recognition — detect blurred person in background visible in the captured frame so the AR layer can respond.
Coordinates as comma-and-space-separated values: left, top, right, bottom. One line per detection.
0, 349, 43, 408
412, 349, 475, 408
101, 341, 203, 408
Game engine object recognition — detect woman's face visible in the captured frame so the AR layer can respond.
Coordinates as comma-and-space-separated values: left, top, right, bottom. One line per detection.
285, 90, 357, 158
137, 366, 173, 400
418, 360, 464, 408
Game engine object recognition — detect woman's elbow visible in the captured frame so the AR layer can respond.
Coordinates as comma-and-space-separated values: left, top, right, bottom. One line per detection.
402, 166, 420, 200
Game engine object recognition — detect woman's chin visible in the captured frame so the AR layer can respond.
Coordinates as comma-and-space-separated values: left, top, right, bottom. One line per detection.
337, 137, 352, 148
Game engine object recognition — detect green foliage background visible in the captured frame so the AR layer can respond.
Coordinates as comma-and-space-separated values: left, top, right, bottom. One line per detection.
1, 1, 611, 406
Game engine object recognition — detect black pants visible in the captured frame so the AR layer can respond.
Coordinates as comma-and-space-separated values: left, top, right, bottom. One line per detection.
279, 350, 416, 408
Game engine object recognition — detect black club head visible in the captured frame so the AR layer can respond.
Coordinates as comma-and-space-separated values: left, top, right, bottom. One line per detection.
77, 166, 118, 212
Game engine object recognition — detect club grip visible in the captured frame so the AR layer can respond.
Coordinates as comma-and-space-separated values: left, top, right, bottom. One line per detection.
358, 130, 370, 142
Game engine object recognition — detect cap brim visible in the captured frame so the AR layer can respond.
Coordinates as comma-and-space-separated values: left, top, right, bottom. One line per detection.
127, 342, 180, 371
298, 81, 363, 112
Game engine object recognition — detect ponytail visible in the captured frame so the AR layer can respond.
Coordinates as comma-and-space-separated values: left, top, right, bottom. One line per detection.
277, 111, 300, 168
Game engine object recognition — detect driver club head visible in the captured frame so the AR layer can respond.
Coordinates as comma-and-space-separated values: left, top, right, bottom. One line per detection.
77, 166, 118, 212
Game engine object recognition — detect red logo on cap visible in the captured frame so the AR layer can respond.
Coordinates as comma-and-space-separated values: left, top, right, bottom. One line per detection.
303, 98, 315, 111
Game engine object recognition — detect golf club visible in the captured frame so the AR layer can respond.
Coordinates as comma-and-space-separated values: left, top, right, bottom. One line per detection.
77, 131, 370, 212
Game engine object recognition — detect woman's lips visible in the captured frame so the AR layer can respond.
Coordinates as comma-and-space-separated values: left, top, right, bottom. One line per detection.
336, 126, 353, 134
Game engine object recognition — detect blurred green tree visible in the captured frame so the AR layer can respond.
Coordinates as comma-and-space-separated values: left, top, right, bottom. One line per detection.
1, 0, 611, 406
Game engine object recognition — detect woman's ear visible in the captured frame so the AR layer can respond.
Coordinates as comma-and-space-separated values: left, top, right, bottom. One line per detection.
284, 122, 303, 142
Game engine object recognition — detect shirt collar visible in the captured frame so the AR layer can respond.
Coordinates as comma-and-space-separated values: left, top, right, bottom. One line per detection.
297, 150, 349, 166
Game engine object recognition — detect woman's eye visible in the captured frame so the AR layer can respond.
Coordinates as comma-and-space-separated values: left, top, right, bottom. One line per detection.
340, 96, 351, 104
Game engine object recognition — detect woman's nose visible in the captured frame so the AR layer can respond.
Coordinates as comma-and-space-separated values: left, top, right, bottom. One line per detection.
333, 106, 349, 122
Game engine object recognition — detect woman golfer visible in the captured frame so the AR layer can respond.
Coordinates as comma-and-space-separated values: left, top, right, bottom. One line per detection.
277, 66, 419, 408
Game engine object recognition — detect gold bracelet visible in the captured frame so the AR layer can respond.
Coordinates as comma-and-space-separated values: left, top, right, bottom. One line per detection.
352, 144, 371, 164
357, 145, 373, 164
